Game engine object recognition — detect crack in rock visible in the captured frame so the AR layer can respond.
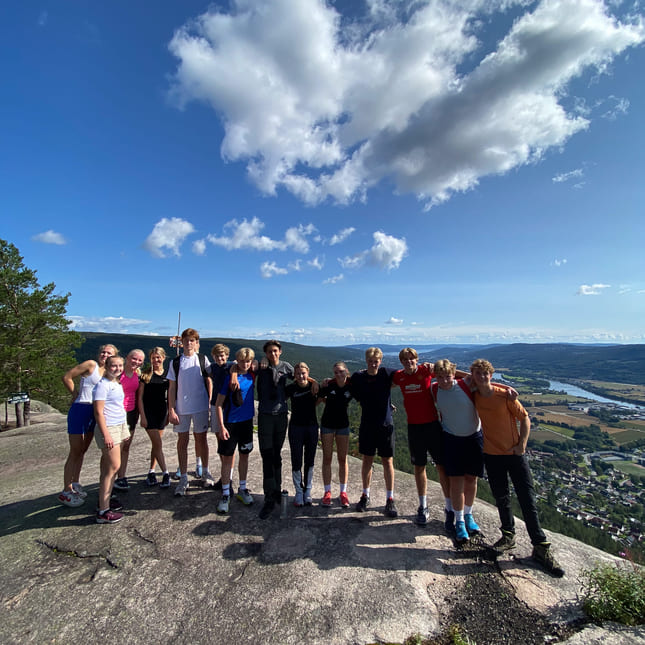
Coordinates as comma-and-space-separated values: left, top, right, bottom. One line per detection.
36, 539, 118, 568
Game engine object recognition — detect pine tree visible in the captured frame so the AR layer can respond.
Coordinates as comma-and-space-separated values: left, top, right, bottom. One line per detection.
0, 239, 82, 425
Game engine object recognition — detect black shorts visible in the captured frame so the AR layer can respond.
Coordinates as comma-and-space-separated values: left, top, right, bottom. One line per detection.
442, 431, 484, 477
217, 419, 254, 457
408, 421, 444, 467
144, 408, 167, 430
358, 424, 395, 459
126, 408, 139, 432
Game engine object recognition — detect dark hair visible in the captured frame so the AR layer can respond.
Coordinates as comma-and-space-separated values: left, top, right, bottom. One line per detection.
263, 339, 282, 352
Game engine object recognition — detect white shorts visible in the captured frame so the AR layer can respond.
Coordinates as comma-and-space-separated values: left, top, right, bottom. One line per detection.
173, 410, 209, 434
95, 423, 130, 449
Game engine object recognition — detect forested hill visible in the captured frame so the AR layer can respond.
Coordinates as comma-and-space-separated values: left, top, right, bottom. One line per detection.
417, 343, 645, 385
76, 334, 644, 384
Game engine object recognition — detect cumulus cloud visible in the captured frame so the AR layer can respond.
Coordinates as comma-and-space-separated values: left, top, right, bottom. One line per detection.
577, 283, 611, 295
385, 317, 403, 325
552, 169, 584, 183
168, 0, 643, 208
32, 230, 66, 245
144, 217, 195, 258
551, 258, 568, 266
260, 261, 288, 278
68, 316, 156, 334
600, 95, 630, 120
323, 273, 344, 284
338, 231, 407, 271
308, 256, 324, 270
192, 239, 206, 255
329, 227, 356, 245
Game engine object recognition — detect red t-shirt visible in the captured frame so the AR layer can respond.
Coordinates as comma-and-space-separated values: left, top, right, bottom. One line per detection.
392, 364, 438, 424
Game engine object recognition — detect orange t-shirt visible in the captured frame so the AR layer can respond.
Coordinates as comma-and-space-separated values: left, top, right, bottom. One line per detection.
474, 384, 528, 455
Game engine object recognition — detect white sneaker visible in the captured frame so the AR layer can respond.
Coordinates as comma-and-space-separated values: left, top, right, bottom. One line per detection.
236, 488, 254, 505
304, 488, 313, 506
217, 495, 230, 514
293, 490, 304, 507
58, 490, 84, 507
201, 470, 216, 487
174, 475, 189, 497
71, 483, 88, 499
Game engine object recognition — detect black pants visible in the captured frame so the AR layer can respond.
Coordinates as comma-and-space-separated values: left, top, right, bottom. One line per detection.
258, 412, 288, 500
484, 453, 546, 545
288, 424, 318, 487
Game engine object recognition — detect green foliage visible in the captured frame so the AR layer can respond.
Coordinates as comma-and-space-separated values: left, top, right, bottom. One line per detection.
448, 624, 476, 645
0, 239, 82, 413
580, 561, 645, 626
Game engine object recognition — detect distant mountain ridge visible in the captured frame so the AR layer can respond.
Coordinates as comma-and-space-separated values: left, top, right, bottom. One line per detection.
76, 334, 645, 384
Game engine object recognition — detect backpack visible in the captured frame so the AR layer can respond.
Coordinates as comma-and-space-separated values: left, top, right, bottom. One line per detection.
431, 378, 475, 411
172, 353, 210, 393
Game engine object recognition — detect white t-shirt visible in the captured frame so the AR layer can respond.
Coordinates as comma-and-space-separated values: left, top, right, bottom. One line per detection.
435, 381, 481, 437
76, 362, 101, 404
167, 353, 211, 415
93, 378, 126, 426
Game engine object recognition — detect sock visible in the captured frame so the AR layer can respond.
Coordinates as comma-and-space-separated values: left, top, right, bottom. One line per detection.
464, 504, 473, 515
324, 484, 331, 493
163, 470, 169, 475
239, 480, 247, 491
386, 490, 394, 500
419, 495, 427, 508
445, 498, 453, 512
363, 487, 370, 497
230, 469, 234, 480
149, 469, 155, 474
223, 484, 230, 495
455, 509, 464, 523
196, 457, 202, 466
340, 483, 347, 493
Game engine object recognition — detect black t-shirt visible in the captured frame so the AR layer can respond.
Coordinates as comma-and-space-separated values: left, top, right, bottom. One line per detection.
350, 367, 395, 429
319, 381, 353, 429
285, 381, 318, 426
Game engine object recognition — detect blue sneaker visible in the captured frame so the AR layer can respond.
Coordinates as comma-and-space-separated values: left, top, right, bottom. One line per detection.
464, 513, 480, 534
455, 520, 469, 542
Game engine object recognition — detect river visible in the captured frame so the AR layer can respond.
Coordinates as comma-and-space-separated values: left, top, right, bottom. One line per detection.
547, 380, 643, 411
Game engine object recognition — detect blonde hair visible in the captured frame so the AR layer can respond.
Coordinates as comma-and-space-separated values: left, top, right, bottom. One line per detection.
398, 347, 418, 361
294, 362, 310, 373
236, 347, 255, 361
104, 355, 124, 380
434, 359, 456, 376
141, 347, 167, 384
470, 358, 494, 374
365, 347, 383, 361
211, 343, 230, 357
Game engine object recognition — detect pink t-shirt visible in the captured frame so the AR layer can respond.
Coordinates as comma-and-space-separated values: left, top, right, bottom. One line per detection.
119, 372, 139, 412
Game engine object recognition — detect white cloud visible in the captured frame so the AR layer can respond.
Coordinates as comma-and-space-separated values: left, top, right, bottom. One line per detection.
552, 169, 584, 183
338, 252, 367, 270
308, 256, 324, 270
192, 239, 206, 255
323, 273, 344, 284
68, 316, 157, 334
551, 258, 568, 266
168, 0, 644, 208
284, 223, 317, 253
577, 283, 611, 295
368, 231, 407, 270
38, 11, 48, 27
288, 259, 303, 272
600, 95, 630, 120
32, 230, 67, 245
143, 217, 195, 258
260, 261, 288, 279
385, 317, 403, 325
329, 227, 356, 245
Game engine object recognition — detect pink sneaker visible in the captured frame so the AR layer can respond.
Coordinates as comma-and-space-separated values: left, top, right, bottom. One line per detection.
321, 491, 332, 507
339, 491, 350, 508
96, 509, 124, 524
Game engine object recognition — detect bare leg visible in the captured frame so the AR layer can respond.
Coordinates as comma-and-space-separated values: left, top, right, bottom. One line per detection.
449, 475, 465, 512
437, 465, 450, 499
238, 452, 249, 482
335, 434, 349, 485
464, 475, 478, 507
361, 455, 374, 489
146, 428, 167, 473
382, 456, 394, 492
118, 430, 134, 478
321, 433, 334, 486
64, 433, 93, 491
194, 432, 209, 469
98, 445, 121, 511
177, 433, 189, 474
220, 455, 234, 486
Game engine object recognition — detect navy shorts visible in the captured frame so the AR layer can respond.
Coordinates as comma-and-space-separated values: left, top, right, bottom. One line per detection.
408, 421, 444, 467
67, 402, 96, 435
218, 419, 254, 457
442, 431, 484, 477
359, 424, 395, 459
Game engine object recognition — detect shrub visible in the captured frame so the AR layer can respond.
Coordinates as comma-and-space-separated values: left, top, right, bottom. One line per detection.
580, 560, 645, 626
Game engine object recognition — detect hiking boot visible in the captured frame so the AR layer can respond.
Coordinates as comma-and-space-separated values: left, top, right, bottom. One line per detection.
236, 488, 254, 505
464, 513, 480, 534
160, 473, 171, 489
532, 542, 565, 577
58, 490, 84, 508
356, 494, 370, 512
444, 509, 455, 533
217, 495, 230, 514
293, 490, 304, 507
174, 475, 189, 497
304, 488, 313, 506
71, 483, 87, 499
339, 492, 350, 508
259, 499, 276, 519
146, 472, 158, 486
201, 470, 216, 488
493, 530, 516, 553
195, 463, 203, 478
113, 477, 129, 491
455, 520, 469, 542
415, 505, 429, 526
321, 491, 333, 507
385, 498, 398, 518
96, 509, 124, 524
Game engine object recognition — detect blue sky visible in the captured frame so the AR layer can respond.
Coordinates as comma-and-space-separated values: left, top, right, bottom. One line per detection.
2, 0, 644, 347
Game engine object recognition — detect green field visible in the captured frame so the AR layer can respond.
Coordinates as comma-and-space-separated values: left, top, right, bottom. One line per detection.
611, 460, 645, 476
536, 423, 575, 437
610, 429, 645, 444
530, 429, 574, 443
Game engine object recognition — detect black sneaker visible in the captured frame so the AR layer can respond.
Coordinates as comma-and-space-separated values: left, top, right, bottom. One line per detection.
259, 499, 276, 520
532, 542, 565, 577
415, 505, 429, 526
146, 472, 158, 487
384, 498, 398, 518
356, 494, 370, 512
493, 530, 516, 553
113, 477, 130, 491
444, 509, 455, 533
160, 473, 171, 489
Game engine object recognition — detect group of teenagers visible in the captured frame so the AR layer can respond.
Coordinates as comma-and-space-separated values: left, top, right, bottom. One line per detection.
59, 327, 564, 576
